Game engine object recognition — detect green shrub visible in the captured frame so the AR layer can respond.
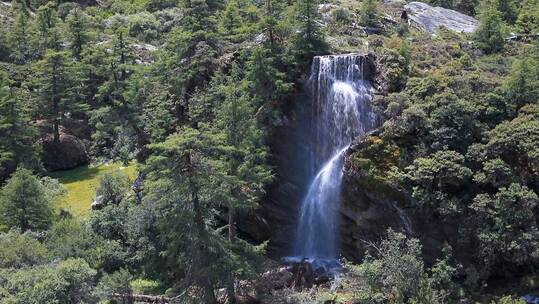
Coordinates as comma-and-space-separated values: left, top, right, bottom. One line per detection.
127, 12, 160, 42
331, 7, 351, 24
95, 170, 131, 206
475, 5, 506, 54
131, 278, 162, 295
346, 230, 457, 304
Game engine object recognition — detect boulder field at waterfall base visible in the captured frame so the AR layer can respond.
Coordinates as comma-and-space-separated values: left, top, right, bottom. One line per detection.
0, 0, 538, 303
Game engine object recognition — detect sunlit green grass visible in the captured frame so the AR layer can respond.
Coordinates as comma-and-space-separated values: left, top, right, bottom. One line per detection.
49, 163, 138, 218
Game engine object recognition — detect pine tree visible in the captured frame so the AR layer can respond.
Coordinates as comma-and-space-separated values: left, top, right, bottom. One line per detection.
145, 128, 221, 303
66, 8, 90, 60
245, 46, 293, 122
34, 51, 85, 143
35, 2, 62, 52
492, 0, 518, 24
211, 70, 272, 302
0, 168, 53, 231
9, 0, 33, 63
220, 0, 242, 35
289, 0, 327, 71
475, 4, 505, 54
360, 0, 378, 27
0, 72, 39, 180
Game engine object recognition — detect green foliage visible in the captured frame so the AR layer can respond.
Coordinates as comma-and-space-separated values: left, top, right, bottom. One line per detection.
130, 278, 162, 294
66, 8, 91, 60
516, 3, 539, 34
127, 12, 160, 42
142, 126, 265, 301
0, 71, 40, 180
0, 258, 97, 304
46, 218, 123, 271
0, 230, 49, 268
503, 49, 539, 109
347, 230, 456, 304
475, 5, 506, 54
490, 0, 519, 24
360, 0, 378, 27
471, 184, 539, 272
402, 150, 473, 215
289, 0, 327, 68
493, 296, 526, 304
0, 168, 53, 231
35, 1, 62, 52
33, 50, 86, 142
96, 268, 134, 302
95, 170, 131, 206
8, 1, 36, 64
331, 7, 351, 25
381, 37, 412, 91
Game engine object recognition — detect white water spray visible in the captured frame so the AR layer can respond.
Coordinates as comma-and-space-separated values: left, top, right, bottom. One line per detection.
293, 54, 377, 261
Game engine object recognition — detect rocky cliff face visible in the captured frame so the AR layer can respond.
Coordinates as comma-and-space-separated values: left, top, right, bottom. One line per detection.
236, 51, 474, 266
237, 54, 379, 258
241, 51, 473, 265
339, 135, 475, 265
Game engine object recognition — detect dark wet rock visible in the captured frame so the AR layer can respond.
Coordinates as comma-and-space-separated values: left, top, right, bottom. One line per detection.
237, 54, 380, 258
339, 135, 476, 265
42, 134, 89, 171
404, 2, 479, 35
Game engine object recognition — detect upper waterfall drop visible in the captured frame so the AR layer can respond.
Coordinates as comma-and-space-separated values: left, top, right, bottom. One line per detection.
293, 54, 377, 261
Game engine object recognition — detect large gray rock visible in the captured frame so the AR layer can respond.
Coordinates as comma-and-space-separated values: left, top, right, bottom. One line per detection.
405, 2, 479, 35
42, 134, 89, 171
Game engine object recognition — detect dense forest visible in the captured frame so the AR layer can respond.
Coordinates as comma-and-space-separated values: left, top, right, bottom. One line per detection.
0, 0, 538, 302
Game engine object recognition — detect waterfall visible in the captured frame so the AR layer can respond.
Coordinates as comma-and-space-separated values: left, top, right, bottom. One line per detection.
293, 54, 377, 261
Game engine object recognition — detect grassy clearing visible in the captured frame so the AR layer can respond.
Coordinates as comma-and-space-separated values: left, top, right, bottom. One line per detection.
49, 163, 138, 218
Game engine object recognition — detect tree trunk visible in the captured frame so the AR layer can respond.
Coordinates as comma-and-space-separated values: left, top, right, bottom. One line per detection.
53, 96, 60, 143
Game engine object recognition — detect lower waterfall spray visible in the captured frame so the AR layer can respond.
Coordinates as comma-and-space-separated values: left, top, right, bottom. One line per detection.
292, 54, 377, 265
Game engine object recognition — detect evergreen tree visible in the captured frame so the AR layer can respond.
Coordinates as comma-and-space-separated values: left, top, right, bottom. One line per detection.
503, 47, 539, 109
492, 0, 519, 24
145, 128, 221, 303
209, 70, 272, 301
35, 1, 62, 52
66, 8, 90, 60
145, 126, 264, 303
0, 168, 53, 231
34, 50, 85, 143
246, 46, 293, 120
360, 0, 378, 27
220, 0, 242, 35
290, 0, 327, 66
0, 72, 40, 180
475, 4, 505, 54
9, 0, 34, 63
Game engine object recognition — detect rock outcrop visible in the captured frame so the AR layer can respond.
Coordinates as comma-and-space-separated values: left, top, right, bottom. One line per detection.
404, 2, 479, 35
42, 134, 89, 171
338, 135, 475, 265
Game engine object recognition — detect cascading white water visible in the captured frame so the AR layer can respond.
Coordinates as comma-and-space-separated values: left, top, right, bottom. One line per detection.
293, 54, 377, 261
